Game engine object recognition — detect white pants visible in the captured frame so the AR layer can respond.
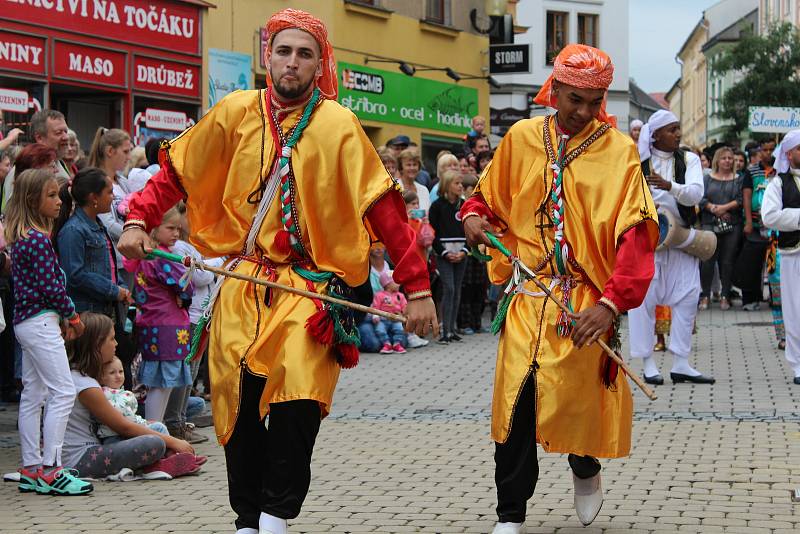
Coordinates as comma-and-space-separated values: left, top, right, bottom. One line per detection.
780, 253, 800, 376
16, 312, 75, 467
628, 248, 700, 359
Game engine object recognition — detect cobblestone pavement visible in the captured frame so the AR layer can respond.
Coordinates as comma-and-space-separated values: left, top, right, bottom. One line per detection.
1, 306, 799, 533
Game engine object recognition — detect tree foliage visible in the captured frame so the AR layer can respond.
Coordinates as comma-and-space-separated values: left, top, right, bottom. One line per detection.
713, 22, 800, 138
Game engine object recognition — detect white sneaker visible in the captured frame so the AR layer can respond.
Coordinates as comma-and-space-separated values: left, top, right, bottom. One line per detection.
742, 302, 761, 311
235, 529, 258, 534
573, 472, 603, 526
407, 333, 429, 348
491, 522, 525, 534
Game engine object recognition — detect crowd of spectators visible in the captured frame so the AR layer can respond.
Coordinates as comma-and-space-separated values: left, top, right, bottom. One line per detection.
0, 109, 210, 493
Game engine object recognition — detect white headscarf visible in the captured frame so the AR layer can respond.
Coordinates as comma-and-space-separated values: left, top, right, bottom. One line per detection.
773, 129, 800, 174
630, 119, 644, 130
638, 110, 680, 161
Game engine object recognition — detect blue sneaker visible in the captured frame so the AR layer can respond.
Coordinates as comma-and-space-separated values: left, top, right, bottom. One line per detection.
462, 328, 475, 335
18, 467, 39, 493
37, 467, 93, 496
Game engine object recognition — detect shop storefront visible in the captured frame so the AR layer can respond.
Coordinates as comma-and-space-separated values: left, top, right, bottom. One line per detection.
0, 0, 210, 148
337, 61, 479, 172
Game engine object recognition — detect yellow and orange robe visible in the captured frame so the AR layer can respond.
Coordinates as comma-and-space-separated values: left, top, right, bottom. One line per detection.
128, 90, 429, 444
462, 116, 658, 458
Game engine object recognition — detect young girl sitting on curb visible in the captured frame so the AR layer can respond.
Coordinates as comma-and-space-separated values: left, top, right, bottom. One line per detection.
63, 313, 204, 479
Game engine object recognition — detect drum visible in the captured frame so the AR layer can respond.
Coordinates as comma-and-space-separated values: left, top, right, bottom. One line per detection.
655, 208, 717, 261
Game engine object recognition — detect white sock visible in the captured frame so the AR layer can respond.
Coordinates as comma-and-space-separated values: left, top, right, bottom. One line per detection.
670, 354, 701, 376
258, 513, 287, 534
642, 356, 660, 377
235, 529, 258, 534
494, 522, 524, 531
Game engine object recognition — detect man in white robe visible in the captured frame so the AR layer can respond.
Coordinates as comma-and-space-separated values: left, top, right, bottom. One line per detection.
762, 130, 800, 385
628, 110, 715, 385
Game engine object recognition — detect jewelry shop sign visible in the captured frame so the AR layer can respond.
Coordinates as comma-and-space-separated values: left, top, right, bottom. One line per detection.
338, 61, 478, 134
748, 106, 800, 133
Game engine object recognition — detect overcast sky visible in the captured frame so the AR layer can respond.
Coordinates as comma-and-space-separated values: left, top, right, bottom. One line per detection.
629, 0, 720, 93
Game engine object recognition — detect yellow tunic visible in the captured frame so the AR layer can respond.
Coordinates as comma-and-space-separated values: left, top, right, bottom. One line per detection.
163, 90, 395, 444
476, 116, 658, 458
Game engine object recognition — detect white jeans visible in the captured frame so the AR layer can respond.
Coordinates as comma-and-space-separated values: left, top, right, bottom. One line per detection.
628, 248, 701, 359
16, 312, 75, 467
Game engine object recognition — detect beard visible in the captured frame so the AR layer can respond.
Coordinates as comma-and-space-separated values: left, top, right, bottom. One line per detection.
271, 71, 315, 100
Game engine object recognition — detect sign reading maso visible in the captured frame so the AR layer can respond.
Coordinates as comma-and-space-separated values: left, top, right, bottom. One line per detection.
338, 62, 478, 134
749, 106, 800, 133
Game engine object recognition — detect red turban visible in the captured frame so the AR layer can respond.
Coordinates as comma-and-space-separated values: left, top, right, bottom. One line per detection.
533, 44, 616, 127
265, 8, 337, 100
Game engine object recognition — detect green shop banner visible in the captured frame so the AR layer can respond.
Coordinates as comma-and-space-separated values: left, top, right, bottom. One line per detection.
338, 62, 478, 134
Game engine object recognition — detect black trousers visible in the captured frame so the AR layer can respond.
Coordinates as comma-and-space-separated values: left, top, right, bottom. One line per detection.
495, 374, 601, 523
225, 370, 321, 530
700, 225, 742, 298
734, 238, 769, 305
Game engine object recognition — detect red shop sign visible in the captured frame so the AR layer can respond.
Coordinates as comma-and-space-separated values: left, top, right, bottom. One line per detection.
1, 0, 201, 56
53, 41, 127, 89
133, 56, 200, 99
0, 31, 46, 76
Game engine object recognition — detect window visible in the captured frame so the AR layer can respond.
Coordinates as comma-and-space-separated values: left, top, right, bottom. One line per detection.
546, 11, 568, 65
426, 0, 452, 25
578, 14, 598, 48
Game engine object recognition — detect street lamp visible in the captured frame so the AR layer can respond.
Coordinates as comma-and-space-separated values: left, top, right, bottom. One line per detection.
416, 67, 462, 82
364, 57, 416, 76
470, 0, 508, 34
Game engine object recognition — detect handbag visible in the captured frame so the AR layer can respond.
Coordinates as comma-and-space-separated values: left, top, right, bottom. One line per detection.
713, 217, 733, 235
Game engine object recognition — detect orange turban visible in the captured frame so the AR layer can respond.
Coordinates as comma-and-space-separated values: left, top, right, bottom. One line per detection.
265, 8, 338, 100
533, 44, 616, 127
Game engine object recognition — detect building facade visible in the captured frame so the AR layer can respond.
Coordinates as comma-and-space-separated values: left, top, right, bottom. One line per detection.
703, 9, 758, 143
489, 0, 630, 140
203, 0, 491, 171
759, 0, 798, 28
670, 0, 759, 147
0, 0, 211, 148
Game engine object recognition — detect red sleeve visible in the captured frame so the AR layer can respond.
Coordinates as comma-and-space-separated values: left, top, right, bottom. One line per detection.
601, 223, 655, 313
460, 193, 503, 228
126, 162, 186, 231
366, 189, 431, 296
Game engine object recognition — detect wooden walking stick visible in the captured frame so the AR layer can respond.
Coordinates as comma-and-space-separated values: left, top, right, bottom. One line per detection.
146, 249, 406, 323
478, 232, 658, 401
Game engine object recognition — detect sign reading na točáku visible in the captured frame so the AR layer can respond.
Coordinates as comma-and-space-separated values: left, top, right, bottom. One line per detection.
338, 62, 478, 134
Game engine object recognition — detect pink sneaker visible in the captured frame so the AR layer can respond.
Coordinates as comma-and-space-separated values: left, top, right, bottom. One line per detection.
379, 342, 393, 354
143, 452, 200, 478
392, 343, 406, 354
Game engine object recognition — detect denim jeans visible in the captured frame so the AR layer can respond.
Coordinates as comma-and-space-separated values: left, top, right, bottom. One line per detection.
374, 319, 406, 346
357, 320, 381, 353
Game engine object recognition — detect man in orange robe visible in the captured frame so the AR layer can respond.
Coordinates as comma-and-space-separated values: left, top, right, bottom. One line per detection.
118, 9, 437, 534
462, 45, 658, 533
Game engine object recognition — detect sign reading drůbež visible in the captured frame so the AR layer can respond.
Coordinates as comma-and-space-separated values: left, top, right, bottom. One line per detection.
338, 62, 478, 134
748, 106, 800, 133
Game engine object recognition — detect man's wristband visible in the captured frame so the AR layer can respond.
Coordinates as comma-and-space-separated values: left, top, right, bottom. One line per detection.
406, 289, 432, 301
597, 297, 619, 317
123, 219, 147, 232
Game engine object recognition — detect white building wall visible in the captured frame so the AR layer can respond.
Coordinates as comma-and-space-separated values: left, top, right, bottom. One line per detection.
490, 0, 630, 129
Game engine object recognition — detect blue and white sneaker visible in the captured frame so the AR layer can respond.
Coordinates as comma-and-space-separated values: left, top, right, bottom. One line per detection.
37, 467, 93, 496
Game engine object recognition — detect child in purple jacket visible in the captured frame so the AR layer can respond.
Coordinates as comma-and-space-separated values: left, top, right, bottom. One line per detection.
124, 206, 193, 423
